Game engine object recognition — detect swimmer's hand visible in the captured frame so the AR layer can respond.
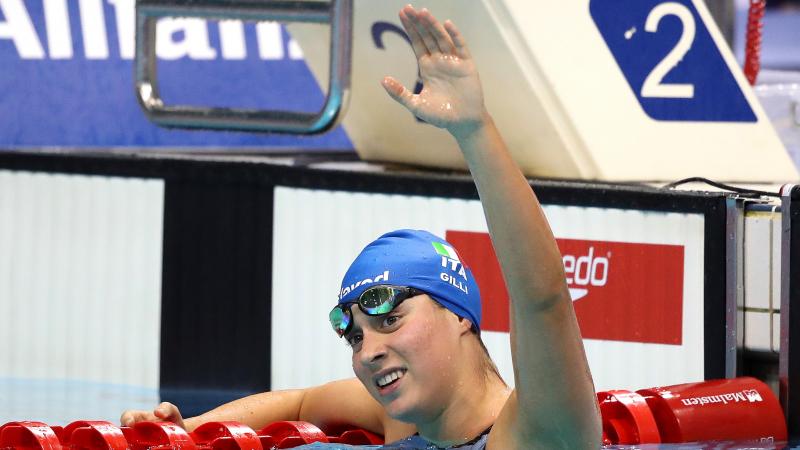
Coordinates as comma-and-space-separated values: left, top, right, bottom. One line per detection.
382, 5, 487, 138
120, 402, 186, 429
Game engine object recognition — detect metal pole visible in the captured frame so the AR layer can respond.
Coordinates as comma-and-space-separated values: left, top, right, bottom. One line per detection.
703, 0, 736, 48
780, 184, 800, 440
726, 196, 745, 378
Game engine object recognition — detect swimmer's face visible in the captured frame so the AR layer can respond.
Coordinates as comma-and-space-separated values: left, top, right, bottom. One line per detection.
347, 294, 470, 422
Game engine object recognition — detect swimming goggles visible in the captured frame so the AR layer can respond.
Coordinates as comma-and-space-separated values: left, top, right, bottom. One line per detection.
329, 285, 424, 337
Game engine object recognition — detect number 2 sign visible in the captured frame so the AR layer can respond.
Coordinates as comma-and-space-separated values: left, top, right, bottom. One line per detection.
590, 0, 756, 122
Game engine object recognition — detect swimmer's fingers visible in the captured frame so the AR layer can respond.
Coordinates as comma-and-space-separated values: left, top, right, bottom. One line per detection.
399, 7, 428, 59
418, 8, 456, 55
120, 409, 158, 426
153, 402, 186, 428
381, 76, 416, 112
443, 19, 471, 60
120, 402, 186, 429
404, 6, 442, 55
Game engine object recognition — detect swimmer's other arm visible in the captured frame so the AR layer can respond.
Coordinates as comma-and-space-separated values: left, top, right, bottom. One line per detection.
119, 377, 416, 442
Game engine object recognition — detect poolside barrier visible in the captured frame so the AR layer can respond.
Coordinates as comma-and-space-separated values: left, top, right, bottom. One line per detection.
0, 378, 786, 448
598, 377, 787, 445
0, 420, 383, 450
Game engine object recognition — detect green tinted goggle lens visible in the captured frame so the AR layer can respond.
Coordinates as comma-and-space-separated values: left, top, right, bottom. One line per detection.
328, 306, 351, 336
329, 286, 422, 337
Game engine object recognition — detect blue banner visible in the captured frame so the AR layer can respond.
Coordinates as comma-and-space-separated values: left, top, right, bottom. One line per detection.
0, 0, 352, 149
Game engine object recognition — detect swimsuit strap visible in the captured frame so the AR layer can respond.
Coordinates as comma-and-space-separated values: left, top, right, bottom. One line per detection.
449, 425, 492, 448
406, 425, 493, 449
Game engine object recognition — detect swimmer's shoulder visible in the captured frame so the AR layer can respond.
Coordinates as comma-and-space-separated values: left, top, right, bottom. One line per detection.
381, 416, 417, 443
487, 389, 594, 450
486, 389, 522, 450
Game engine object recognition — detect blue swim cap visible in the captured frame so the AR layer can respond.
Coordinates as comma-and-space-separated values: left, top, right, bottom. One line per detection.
338, 229, 482, 330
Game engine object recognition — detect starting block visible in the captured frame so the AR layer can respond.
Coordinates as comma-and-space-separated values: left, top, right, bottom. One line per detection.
136, 0, 799, 183
132, 0, 799, 181
288, 0, 799, 181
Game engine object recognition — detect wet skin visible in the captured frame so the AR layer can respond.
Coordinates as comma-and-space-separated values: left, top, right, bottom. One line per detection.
346, 294, 473, 425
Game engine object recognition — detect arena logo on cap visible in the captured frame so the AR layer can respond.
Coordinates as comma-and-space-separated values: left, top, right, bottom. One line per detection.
339, 270, 390, 300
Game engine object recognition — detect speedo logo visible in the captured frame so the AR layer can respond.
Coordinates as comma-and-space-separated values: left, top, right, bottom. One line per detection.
680, 389, 763, 406
562, 247, 609, 301
338, 270, 389, 300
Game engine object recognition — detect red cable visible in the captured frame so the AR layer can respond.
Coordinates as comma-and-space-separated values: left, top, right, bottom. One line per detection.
744, 0, 766, 85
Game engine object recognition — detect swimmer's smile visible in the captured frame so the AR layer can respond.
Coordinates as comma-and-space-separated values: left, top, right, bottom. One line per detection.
374, 368, 407, 395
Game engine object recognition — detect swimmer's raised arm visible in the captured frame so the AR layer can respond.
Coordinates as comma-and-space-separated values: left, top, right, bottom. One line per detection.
120, 378, 415, 441
382, 6, 601, 449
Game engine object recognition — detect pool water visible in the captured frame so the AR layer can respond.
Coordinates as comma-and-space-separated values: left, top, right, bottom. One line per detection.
603, 444, 799, 450
288, 443, 800, 449
0, 377, 159, 424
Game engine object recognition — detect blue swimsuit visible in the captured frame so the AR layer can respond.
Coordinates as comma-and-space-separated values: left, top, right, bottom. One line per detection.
381, 427, 491, 450
292, 427, 491, 450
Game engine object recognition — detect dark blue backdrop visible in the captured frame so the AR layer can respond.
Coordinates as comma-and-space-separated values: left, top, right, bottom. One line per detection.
0, 0, 352, 149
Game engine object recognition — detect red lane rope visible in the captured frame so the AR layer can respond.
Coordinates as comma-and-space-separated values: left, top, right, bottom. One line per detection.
744, 0, 767, 85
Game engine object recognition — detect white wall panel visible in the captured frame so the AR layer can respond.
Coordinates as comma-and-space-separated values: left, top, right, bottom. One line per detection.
272, 187, 706, 392
744, 311, 775, 353
743, 209, 781, 352
547, 204, 706, 390
0, 170, 163, 391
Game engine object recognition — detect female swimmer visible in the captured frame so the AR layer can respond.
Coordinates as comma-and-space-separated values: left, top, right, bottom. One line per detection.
122, 5, 601, 449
